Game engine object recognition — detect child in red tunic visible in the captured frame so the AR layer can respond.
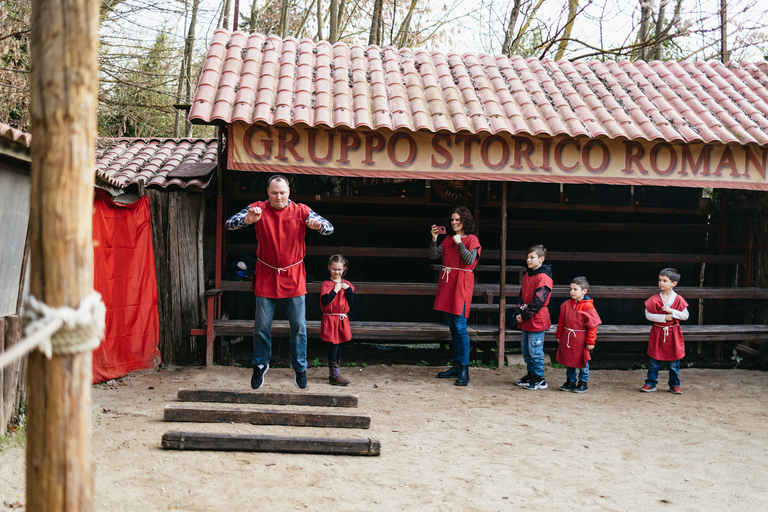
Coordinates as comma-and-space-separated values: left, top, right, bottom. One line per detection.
320, 254, 355, 386
556, 276, 602, 394
641, 268, 689, 394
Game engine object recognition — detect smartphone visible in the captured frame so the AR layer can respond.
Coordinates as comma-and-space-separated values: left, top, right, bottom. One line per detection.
437, 226, 446, 234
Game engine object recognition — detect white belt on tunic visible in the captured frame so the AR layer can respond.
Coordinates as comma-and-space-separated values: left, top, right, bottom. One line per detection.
653, 322, 677, 343
563, 327, 585, 348
258, 258, 303, 275
440, 266, 473, 284
323, 312, 348, 321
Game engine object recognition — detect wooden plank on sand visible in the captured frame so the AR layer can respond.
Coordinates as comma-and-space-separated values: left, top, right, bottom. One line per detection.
177, 388, 358, 408
163, 403, 371, 428
161, 431, 381, 455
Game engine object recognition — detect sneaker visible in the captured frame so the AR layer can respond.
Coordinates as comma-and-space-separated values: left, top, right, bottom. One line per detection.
669, 386, 682, 394
251, 364, 269, 390
515, 372, 533, 387
640, 384, 656, 392
294, 369, 308, 390
572, 381, 589, 393
524, 375, 547, 390
559, 380, 577, 391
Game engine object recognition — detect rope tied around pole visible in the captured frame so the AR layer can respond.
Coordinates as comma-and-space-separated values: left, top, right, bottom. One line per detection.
0, 291, 106, 370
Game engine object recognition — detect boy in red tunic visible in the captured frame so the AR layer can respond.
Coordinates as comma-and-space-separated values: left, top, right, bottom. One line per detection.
556, 276, 602, 393
320, 255, 355, 386
641, 268, 689, 394
514, 245, 554, 390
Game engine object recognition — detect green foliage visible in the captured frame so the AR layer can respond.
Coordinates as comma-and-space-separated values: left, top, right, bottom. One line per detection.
361, 363, 367, 368
469, 359, 497, 369
312, 357, 321, 368
417, 360, 429, 366
0, 0, 31, 130
550, 362, 565, 369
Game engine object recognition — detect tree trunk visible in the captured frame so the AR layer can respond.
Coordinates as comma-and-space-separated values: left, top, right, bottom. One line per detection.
329, 0, 339, 43
316, 0, 323, 40
501, 0, 521, 57
184, 0, 200, 137
28, 0, 99, 510
554, 0, 579, 61
394, 0, 418, 48
368, 0, 383, 46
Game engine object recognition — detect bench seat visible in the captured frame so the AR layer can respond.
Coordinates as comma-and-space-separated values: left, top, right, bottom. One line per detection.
211, 319, 768, 345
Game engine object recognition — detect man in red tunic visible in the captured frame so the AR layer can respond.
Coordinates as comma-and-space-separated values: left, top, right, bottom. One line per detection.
641, 268, 689, 394
226, 175, 334, 389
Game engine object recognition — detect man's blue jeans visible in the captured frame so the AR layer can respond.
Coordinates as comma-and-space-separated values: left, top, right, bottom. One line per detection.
645, 358, 680, 388
253, 295, 307, 372
521, 330, 546, 377
444, 307, 469, 365
566, 362, 589, 382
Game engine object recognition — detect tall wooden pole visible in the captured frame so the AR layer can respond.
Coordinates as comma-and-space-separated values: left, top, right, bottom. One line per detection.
27, 0, 99, 510
497, 182, 508, 369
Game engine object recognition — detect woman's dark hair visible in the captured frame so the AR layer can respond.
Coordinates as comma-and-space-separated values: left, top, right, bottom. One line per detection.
328, 254, 349, 277
449, 206, 475, 235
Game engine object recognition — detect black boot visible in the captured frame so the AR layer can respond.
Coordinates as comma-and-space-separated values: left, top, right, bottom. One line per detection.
437, 361, 462, 378
455, 365, 469, 386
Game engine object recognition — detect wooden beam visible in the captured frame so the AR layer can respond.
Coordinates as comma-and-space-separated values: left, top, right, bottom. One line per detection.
163, 403, 371, 428
177, 389, 359, 408
27, 0, 99, 509
498, 181, 507, 369
161, 431, 381, 455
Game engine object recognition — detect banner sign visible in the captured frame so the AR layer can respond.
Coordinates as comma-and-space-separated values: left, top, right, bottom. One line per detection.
229, 121, 768, 190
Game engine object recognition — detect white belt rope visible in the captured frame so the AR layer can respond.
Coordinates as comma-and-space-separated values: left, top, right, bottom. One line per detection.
563, 327, 585, 348
323, 312, 348, 321
0, 291, 106, 370
440, 266, 473, 284
258, 258, 303, 275
654, 322, 677, 344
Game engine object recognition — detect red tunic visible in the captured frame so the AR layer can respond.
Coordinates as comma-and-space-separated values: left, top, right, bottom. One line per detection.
518, 270, 554, 332
249, 200, 310, 299
645, 293, 688, 361
555, 298, 602, 368
320, 279, 354, 344
433, 235, 481, 318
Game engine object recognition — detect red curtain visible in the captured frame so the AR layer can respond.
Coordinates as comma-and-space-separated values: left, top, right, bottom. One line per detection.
92, 189, 160, 383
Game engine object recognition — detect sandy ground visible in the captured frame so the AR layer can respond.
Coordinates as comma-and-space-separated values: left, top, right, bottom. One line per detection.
2, 364, 768, 512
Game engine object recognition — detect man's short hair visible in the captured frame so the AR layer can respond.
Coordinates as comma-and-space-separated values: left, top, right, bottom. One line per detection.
527, 244, 546, 258
660, 267, 681, 283
571, 276, 589, 289
267, 174, 289, 188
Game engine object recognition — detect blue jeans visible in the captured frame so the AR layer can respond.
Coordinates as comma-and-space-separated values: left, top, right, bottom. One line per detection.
521, 330, 546, 377
444, 307, 469, 365
645, 358, 680, 388
253, 295, 307, 372
566, 362, 589, 383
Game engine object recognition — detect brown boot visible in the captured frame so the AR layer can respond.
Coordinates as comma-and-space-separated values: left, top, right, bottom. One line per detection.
329, 361, 350, 386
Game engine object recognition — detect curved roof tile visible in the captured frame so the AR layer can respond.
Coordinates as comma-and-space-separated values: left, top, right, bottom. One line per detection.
189, 29, 768, 146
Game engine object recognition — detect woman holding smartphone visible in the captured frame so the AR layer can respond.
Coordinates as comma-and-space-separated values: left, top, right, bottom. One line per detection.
429, 206, 481, 386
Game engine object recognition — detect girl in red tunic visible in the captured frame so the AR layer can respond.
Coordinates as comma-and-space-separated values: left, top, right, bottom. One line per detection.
641, 268, 689, 394
320, 254, 355, 386
556, 276, 602, 393
430, 207, 481, 387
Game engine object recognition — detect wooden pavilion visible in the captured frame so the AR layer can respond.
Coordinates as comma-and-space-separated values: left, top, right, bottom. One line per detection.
184, 30, 768, 368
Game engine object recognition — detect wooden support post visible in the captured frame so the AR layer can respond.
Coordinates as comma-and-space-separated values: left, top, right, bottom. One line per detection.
177, 388, 359, 408
2, 316, 21, 435
27, 0, 99, 510
162, 431, 381, 456
163, 403, 371, 428
497, 182, 508, 369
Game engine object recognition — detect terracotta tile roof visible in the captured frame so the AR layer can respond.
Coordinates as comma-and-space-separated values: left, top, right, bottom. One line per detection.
95, 138, 218, 190
189, 29, 768, 146
0, 121, 31, 147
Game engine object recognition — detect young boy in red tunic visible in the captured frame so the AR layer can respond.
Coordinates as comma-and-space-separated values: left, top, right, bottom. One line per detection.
641, 268, 689, 394
556, 276, 602, 393
320, 254, 355, 386
514, 244, 554, 390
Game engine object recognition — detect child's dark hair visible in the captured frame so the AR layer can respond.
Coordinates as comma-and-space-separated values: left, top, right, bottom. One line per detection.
527, 244, 547, 258
449, 206, 475, 235
571, 276, 589, 289
660, 267, 681, 283
328, 254, 348, 277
